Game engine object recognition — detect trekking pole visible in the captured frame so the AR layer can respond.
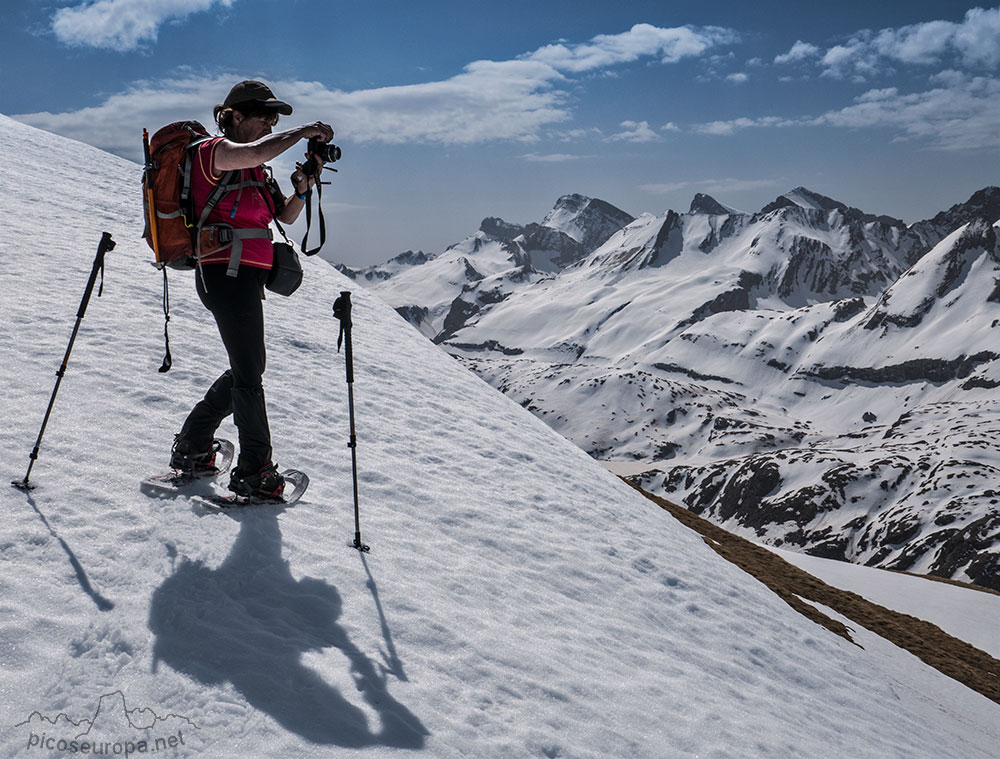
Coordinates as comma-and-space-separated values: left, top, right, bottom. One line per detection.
333, 291, 370, 552
12, 232, 116, 491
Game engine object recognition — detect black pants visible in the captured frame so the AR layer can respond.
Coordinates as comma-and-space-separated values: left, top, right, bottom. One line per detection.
178, 265, 272, 472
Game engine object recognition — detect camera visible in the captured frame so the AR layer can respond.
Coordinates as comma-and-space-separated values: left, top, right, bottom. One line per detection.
308, 137, 342, 163
303, 137, 342, 176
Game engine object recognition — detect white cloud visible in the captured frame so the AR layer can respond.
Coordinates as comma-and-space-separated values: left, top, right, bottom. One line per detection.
13, 68, 569, 158
803, 7, 1000, 80
821, 36, 883, 81
774, 40, 820, 65
13, 74, 234, 160
855, 87, 899, 103
953, 6, 1000, 67
813, 75, 1000, 151
700, 177, 782, 194
638, 181, 691, 194
52, 0, 235, 51
661, 122, 680, 132
685, 71, 1000, 152
928, 69, 969, 88
520, 152, 586, 163
640, 177, 780, 195
692, 116, 796, 135
313, 59, 572, 145
693, 117, 754, 136
19, 23, 737, 154
726, 72, 749, 84
872, 20, 954, 65
525, 23, 738, 72
607, 120, 660, 143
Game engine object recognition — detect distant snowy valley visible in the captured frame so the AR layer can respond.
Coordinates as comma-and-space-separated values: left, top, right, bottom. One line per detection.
342, 186, 1000, 591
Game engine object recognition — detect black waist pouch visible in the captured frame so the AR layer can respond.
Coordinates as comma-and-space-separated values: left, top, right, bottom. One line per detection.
266, 242, 303, 296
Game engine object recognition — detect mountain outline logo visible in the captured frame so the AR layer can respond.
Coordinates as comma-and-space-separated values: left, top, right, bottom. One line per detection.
16, 690, 200, 753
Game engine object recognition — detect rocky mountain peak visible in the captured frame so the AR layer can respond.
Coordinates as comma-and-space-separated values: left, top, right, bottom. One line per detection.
758, 187, 905, 229
965, 186, 1000, 220
911, 186, 1000, 250
542, 194, 635, 252
334, 249, 434, 283
546, 193, 590, 217
689, 193, 737, 216
479, 216, 524, 241
760, 187, 846, 216
389, 250, 432, 266
939, 187, 1000, 225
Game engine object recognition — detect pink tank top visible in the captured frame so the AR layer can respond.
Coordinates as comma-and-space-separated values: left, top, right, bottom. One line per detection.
190, 137, 275, 270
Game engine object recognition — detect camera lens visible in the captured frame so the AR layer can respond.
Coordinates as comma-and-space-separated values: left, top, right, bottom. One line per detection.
321, 143, 341, 162
308, 138, 342, 163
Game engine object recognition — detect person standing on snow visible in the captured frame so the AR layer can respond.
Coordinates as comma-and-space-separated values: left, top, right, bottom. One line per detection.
169, 80, 334, 499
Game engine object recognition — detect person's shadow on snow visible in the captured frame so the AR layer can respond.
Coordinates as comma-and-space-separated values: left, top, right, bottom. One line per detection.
148, 510, 427, 748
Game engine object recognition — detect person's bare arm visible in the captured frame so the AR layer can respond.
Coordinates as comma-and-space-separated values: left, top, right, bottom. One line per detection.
213, 122, 334, 172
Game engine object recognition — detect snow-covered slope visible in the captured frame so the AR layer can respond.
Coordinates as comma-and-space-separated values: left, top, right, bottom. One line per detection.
2, 113, 999, 757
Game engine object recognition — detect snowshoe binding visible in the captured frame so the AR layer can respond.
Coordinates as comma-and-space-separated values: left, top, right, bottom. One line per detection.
141, 439, 235, 496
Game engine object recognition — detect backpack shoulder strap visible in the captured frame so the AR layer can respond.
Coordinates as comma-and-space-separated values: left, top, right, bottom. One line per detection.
180, 136, 215, 213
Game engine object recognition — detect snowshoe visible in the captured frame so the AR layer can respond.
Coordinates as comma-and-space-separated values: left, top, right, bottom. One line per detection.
141, 439, 235, 497
195, 469, 309, 511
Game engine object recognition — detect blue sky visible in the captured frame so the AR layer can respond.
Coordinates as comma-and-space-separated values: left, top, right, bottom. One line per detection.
3, 1, 999, 266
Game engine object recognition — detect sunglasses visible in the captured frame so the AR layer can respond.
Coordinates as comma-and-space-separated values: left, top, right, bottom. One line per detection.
248, 112, 280, 126
237, 103, 280, 126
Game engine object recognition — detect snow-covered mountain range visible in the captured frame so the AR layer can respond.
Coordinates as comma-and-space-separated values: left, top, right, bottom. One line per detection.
350, 184, 1000, 591
8, 112, 1000, 757
337, 194, 634, 340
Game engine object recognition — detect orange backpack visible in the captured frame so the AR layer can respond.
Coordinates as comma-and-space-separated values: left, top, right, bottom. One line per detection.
141, 120, 213, 268
142, 120, 217, 372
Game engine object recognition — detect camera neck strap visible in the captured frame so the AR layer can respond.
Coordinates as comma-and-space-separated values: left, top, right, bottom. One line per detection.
300, 179, 326, 256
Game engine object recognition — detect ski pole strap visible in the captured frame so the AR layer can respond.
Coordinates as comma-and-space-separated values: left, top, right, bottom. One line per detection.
300, 180, 326, 256
77, 232, 114, 321
337, 318, 345, 352
159, 267, 172, 373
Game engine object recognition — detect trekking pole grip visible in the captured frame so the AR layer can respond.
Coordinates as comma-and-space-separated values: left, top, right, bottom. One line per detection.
77, 232, 116, 320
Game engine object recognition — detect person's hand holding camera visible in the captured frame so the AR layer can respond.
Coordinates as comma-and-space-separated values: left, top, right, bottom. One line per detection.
291, 122, 338, 194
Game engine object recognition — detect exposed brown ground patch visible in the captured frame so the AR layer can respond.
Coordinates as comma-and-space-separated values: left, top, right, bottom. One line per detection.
625, 480, 1000, 706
